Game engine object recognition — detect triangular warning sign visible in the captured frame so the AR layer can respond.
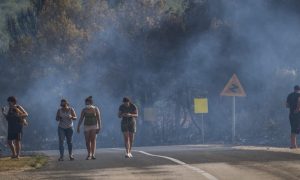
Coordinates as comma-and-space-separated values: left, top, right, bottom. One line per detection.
221, 74, 246, 97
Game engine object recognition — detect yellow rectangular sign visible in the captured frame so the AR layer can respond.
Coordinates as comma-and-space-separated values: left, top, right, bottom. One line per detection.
194, 98, 208, 114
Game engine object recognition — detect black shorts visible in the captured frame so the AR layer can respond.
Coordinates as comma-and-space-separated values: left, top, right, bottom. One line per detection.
7, 132, 22, 141
121, 119, 136, 133
289, 113, 300, 134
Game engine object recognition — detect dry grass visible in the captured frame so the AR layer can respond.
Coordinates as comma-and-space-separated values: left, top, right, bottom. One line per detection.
0, 155, 48, 171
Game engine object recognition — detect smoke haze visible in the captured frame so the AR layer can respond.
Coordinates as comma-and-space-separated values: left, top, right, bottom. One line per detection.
0, 0, 300, 150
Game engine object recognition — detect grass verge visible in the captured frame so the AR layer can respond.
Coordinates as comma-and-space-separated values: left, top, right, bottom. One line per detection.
0, 155, 48, 171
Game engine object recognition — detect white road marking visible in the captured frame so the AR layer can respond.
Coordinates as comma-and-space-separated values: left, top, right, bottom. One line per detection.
112, 148, 218, 180
137, 150, 219, 180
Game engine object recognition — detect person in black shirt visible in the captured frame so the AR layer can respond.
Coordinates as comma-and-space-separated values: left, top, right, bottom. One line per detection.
1, 96, 28, 158
286, 85, 300, 149
118, 97, 138, 158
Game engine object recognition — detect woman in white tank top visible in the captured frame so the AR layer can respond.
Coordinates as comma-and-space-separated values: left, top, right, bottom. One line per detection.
56, 99, 77, 161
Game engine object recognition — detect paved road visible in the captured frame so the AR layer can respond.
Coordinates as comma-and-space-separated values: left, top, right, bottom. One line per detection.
2, 145, 300, 180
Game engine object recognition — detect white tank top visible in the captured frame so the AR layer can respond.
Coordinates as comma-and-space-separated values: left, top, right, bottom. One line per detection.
58, 108, 73, 129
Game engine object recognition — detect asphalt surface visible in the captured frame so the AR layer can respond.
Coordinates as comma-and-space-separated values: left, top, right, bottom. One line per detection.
1, 145, 300, 180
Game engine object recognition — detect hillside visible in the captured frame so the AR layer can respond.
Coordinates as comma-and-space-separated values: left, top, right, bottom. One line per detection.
0, 0, 29, 51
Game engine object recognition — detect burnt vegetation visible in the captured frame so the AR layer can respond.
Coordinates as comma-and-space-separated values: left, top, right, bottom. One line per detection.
0, 0, 300, 150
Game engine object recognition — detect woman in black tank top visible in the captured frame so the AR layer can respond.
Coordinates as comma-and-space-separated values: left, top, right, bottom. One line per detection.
2, 96, 28, 159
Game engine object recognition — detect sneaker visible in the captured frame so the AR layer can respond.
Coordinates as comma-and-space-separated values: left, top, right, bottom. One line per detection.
125, 153, 129, 158
91, 155, 96, 160
86, 156, 91, 160
69, 155, 75, 161
58, 157, 64, 161
128, 153, 133, 158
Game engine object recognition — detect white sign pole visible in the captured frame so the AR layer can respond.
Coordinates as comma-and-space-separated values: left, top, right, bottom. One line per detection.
232, 96, 236, 143
201, 113, 204, 144
220, 74, 246, 144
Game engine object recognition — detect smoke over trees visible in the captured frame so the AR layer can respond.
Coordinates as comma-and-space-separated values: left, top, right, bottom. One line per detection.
0, 0, 300, 150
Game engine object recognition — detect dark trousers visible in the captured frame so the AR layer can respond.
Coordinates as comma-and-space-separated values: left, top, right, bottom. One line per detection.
58, 127, 73, 157
290, 113, 300, 134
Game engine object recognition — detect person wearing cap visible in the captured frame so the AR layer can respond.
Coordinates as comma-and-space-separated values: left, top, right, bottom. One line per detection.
56, 99, 77, 161
286, 85, 300, 148
118, 97, 138, 158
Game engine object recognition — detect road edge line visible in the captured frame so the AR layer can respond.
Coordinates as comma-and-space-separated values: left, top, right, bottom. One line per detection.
137, 150, 218, 180
111, 148, 218, 180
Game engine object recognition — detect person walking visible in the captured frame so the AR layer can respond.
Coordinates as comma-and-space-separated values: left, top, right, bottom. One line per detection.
118, 97, 138, 158
56, 99, 77, 161
77, 96, 101, 160
286, 85, 300, 149
2, 96, 28, 159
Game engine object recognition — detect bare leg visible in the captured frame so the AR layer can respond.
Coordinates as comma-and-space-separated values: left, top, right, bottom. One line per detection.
123, 132, 129, 154
129, 132, 135, 153
90, 130, 97, 157
291, 134, 297, 148
15, 140, 21, 157
84, 131, 91, 156
7, 140, 16, 157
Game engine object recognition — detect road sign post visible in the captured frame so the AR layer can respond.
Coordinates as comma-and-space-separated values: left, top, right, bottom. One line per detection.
220, 74, 246, 144
201, 113, 204, 144
194, 98, 208, 144
232, 96, 236, 143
